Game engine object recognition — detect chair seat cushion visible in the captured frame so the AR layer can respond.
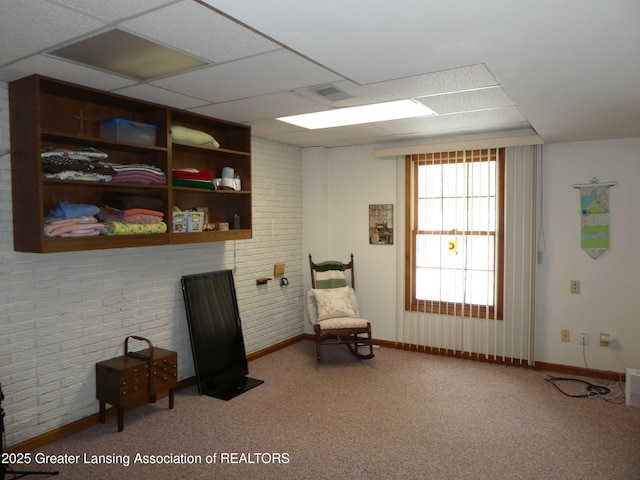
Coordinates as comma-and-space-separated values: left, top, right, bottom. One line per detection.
317, 317, 369, 330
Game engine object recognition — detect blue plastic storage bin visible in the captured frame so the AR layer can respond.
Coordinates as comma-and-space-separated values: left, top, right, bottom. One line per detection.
99, 118, 157, 146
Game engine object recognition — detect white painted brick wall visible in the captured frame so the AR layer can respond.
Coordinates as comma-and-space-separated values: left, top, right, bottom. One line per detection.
0, 82, 304, 446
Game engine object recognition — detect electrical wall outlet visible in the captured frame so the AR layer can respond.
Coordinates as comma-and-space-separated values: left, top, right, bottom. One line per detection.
579, 331, 589, 345
600, 333, 611, 347
570, 280, 580, 294
561, 329, 570, 342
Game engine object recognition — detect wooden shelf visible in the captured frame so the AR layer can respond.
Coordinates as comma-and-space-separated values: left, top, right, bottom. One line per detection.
41, 131, 169, 153
171, 140, 250, 157
9, 74, 252, 253
169, 229, 252, 244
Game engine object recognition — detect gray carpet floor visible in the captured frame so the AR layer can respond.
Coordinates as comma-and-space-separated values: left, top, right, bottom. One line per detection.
15, 340, 640, 479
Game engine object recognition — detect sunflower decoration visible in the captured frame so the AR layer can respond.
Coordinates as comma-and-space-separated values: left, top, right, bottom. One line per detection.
448, 239, 458, 254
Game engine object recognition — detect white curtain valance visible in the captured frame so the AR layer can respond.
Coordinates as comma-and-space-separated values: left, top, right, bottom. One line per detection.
374, 134, 543, 158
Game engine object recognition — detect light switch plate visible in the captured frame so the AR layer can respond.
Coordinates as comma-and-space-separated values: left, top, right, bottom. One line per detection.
274, 263, 285, 277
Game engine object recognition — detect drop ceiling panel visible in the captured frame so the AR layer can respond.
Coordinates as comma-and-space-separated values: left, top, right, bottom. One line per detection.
0, 1, 106, 65
262, 123, 389, 148
201, 0, 490, 84
248, 118, 309, 137
293, 64, 501, 109
386, 64, 500, 97
190, 92, 326, 124
122, 0, 280, 64
417, 87, 514, 115
379, 107, 529, 136
49, 0, 179, 22
114, 83, 210, 110
0, 53, 137, 89
151, 49, 343, 103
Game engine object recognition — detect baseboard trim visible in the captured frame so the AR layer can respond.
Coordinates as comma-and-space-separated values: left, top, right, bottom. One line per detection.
6, 335, 306, 453
247, 334, 305, 362
533, 361, 623, 382
306, 333, 624, 381
5, 377, 196, 453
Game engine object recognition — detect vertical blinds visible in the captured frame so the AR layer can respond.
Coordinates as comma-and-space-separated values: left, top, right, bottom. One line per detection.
401, 146, 538, 365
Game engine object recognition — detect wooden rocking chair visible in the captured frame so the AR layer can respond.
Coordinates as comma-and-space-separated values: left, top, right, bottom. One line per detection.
306, 254, 375, 362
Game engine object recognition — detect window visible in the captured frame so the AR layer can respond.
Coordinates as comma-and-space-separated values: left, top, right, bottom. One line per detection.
405, 149, 504, 319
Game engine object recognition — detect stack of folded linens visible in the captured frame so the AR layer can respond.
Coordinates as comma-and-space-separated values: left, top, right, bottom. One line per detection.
172, 169, 215, 190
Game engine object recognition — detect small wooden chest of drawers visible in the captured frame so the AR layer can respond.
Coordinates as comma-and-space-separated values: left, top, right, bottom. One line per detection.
96, 337, 177, 432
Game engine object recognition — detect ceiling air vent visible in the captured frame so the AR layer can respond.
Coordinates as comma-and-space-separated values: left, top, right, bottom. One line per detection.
313, 85, 353, 102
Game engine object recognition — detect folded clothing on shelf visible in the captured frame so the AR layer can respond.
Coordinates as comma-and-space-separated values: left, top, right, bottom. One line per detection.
44, 215, 106, 237
172, 169, 213, 181
98, 206, 164, 224
172, 178, 216, 190
109, 163, 167, 185
41, 147, 114, 182
47, 200, 99, 219
104, 221, 167, 236
172, 169, 215, 190
41, 146, 109, 160
41, 148, 167, 185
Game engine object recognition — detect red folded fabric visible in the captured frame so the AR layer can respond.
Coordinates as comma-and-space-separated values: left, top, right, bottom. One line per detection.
172, 169, 213, 181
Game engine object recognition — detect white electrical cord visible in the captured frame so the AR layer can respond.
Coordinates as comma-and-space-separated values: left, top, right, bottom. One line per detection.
580, 343, 625, 403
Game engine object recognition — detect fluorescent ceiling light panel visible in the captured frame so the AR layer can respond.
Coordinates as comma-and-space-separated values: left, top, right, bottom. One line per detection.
48, 29, 207, 80
277, 99, 436, 129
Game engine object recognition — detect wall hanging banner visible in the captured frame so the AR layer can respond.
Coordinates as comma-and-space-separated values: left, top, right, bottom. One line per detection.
579, 184, 610, 259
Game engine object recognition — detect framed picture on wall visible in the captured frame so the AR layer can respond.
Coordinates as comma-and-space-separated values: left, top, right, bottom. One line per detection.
369, 204, 393, 245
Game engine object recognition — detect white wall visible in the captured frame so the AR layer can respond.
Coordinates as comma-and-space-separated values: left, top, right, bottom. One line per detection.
536, 138, 640, 372
0, 82, 305, 446
302, 145, 398, 340
301, 147, 331, 333
303, 137, 640, 373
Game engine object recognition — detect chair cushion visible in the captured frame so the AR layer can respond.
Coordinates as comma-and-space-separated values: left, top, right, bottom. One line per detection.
317, 316, 369, 330
311, 286, 360, 320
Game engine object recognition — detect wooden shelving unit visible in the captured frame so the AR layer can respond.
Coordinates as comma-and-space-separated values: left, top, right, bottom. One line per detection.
8, 74, 252, 253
